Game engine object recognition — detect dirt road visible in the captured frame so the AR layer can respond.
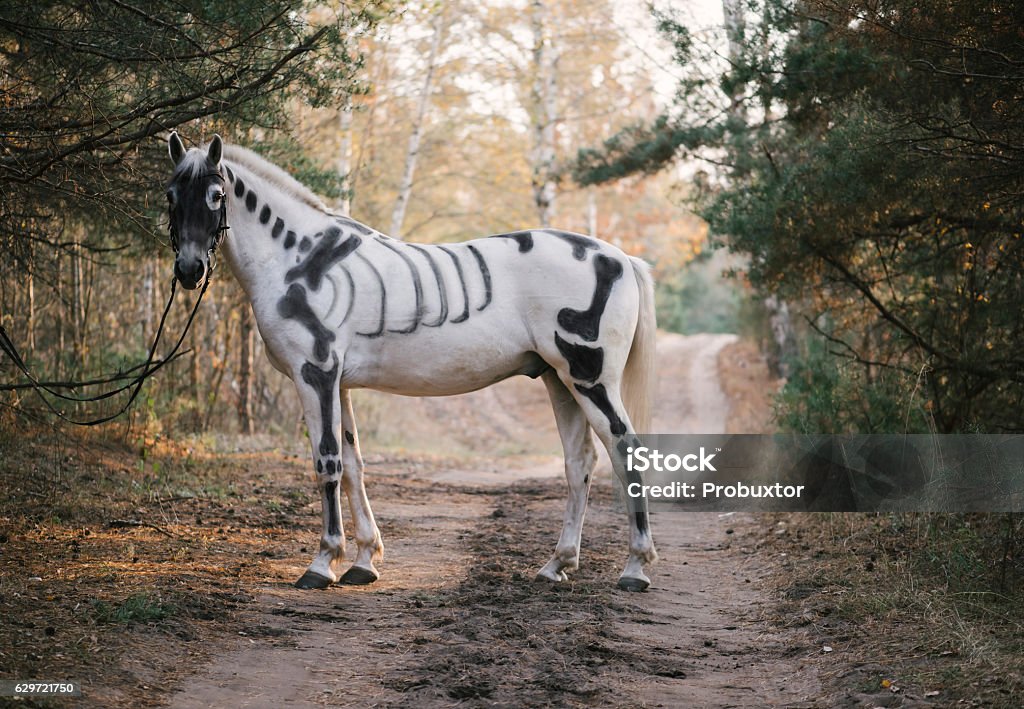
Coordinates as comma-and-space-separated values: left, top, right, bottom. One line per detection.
167, 333, 822, 708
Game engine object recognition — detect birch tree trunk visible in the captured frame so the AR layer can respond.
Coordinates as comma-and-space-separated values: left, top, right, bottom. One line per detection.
237, 303, 255, 435
337, 96, 353, 214
389, 7, 447, 238
586, 187, 598, 237
722, 0, 747, 121
530, 0, 558, 227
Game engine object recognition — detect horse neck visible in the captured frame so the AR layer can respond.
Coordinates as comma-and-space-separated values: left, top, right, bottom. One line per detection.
219, 160, 331, 300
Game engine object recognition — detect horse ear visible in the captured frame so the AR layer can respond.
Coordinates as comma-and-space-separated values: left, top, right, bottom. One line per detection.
168, 131, 186, 165
208, 134, 223, 165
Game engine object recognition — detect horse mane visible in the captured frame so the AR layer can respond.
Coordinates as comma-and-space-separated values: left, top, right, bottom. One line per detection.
220, 144, 329, 213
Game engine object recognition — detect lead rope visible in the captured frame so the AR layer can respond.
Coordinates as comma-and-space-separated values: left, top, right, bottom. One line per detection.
0, 274, 210, 426
0, 178, 227, 425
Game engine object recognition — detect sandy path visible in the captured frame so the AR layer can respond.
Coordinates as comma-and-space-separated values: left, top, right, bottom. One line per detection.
167, 333, 822, 708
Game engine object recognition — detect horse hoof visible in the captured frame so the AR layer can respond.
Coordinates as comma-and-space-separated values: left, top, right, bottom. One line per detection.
534, 570, 568, 583
339, 566, 379, 585
294, 570, 333, 589
617, 576, 649, 592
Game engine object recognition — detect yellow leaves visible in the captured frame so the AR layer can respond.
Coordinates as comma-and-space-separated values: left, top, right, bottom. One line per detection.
982, 202, 991, 210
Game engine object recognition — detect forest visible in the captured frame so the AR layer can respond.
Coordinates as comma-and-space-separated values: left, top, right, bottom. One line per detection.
1, 1, 1022, 706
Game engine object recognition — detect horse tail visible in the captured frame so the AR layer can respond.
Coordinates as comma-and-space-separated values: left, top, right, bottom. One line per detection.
622, 257, 656, 434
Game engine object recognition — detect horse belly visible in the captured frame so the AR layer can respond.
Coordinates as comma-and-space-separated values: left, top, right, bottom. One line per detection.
344, 338, 547, 397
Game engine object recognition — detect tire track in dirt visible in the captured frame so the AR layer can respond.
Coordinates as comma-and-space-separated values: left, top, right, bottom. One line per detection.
167, 333, 822, 708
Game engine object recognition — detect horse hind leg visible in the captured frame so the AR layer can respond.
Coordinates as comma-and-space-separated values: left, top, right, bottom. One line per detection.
559, 370, 657, 591
536, 371, 597, 583
337, 389, 384, 585
293, 354, 347, 590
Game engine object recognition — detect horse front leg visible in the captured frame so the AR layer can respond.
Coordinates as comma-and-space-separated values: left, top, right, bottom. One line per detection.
336, 389, 384, 585
294, 353, 346, 590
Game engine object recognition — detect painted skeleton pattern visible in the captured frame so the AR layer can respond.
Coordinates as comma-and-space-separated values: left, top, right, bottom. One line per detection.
166, 134, 657, 591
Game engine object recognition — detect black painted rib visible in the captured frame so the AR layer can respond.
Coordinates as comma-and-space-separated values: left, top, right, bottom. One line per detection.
337, 265, 356, 328
354, 251, 386, 338
466, 244, 492, 312
377, 237, 423, 334
336, 216, 373, 236
408, 244, 448, 327
439, 246, 470, 324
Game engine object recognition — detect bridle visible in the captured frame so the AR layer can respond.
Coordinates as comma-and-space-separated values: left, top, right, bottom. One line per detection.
168, 170, 230, 277
0, 171, 229, 426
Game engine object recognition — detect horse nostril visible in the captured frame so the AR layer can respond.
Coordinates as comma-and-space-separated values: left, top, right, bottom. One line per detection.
173, 257, 206, 287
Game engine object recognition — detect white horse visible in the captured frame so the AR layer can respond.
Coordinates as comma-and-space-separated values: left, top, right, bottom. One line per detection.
165, 133, 658, 591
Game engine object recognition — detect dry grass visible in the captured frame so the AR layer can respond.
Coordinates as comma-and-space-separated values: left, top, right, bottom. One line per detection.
752, 513, 1024, 707
0, 421, 315, 707
714, 340, 1024, 705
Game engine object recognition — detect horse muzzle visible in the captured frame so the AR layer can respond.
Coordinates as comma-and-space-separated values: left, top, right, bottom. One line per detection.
174, 254, 208, 290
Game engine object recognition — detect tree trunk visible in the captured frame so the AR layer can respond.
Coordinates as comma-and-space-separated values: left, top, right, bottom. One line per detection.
203, 306, 234, 432
27, 247, 35, 358
56, 250, 64, 378
237, 304, 255, 435
389, 7, 447, 238
530, 0, 558, 227
337, 97, 354, 214
722, 0, 747, 121
586, 187, 598, 236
